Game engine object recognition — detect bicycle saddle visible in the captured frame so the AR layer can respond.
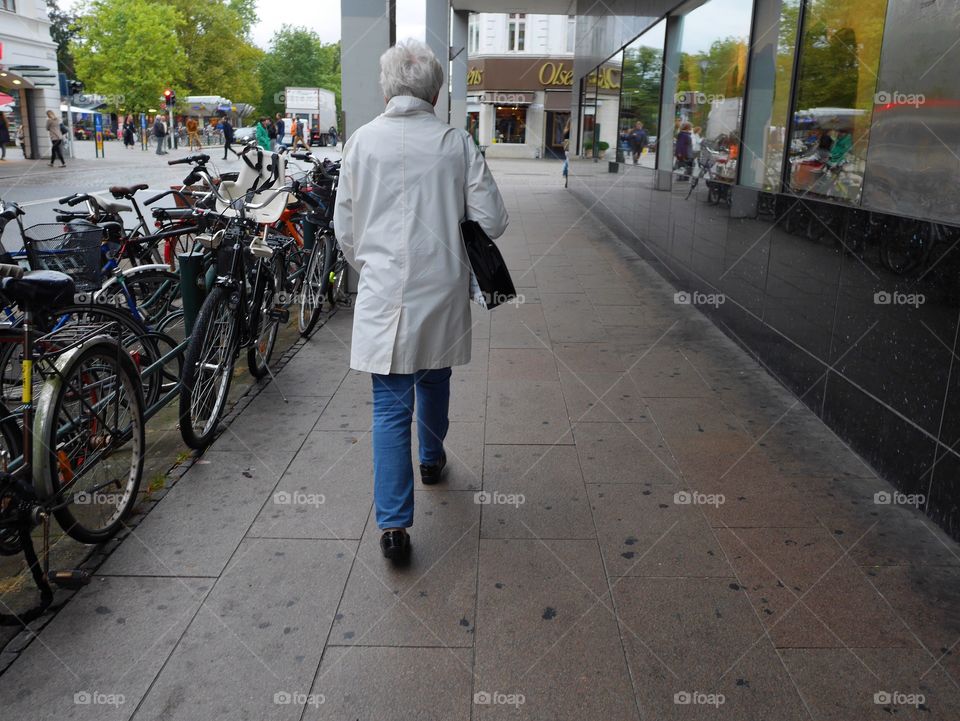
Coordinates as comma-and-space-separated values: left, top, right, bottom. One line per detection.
92, 194, 132, 215
0, 270, 76, 309
109, 184, 149, 199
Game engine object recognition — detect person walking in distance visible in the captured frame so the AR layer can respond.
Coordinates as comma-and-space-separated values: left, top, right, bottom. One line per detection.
628, 120, 648, 164
333, 39, 509, 562
275, 113, 285, 148
153, 115, 169, 155
221, 117, 234, 159
46, 110, 66, 167
0, 112, 10, 161
186, 116, 201, 151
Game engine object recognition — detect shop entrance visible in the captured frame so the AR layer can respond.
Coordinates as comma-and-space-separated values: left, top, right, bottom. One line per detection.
494, 105, 526, 144
544, 111, 570, 159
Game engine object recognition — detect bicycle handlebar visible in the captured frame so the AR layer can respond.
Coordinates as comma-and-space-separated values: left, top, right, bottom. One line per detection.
65, 194, 95, 207
168, 153, 210, 166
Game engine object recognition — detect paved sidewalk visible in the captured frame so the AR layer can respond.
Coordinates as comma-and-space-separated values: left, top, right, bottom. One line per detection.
1, 159, 959, 720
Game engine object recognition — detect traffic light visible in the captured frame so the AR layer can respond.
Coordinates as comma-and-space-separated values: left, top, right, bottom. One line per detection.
163, 89, 176, 107
68, 79, 84, 96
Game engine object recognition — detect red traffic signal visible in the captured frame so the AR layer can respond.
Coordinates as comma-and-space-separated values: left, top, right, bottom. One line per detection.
163, 88, 176, 106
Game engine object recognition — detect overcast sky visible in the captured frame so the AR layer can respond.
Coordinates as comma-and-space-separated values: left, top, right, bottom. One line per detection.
251, 0, 426, 49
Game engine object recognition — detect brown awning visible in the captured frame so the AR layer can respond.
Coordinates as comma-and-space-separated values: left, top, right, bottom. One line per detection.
544, 91, 572, 112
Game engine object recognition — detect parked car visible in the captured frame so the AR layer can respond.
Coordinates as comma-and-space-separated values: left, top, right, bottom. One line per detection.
232, 126, 256, 144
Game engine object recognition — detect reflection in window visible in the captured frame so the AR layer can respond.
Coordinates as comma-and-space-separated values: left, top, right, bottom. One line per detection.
741, 0, 800, 190
786, 0, 888, 203
579, 69, 598, 156
495, 105, 526, 144
618, 20, 665, 168
673, 0, 753, 183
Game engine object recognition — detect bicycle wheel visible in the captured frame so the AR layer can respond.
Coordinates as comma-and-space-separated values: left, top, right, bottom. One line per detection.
0, 304, 163, 408
298, 241, 325, 337
33, 339, 145, 544
98, 269, 182, 327
247, 264, 280, 379
328, 248, 349, 307
179, 287, 238, 449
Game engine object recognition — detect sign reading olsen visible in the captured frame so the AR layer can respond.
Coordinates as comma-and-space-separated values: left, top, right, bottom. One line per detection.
538, 62, 574, 87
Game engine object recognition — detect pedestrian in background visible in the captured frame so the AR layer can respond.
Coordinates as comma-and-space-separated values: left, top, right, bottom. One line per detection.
333, 39, 509, 562
17, 123, 26, 158
153, 115, 167, 155
186, 116, 201, 151
221, 117, 234, 159
675, 121, 693, 180
255, 117, 270, 150
266, 117, 277, 150
46, 110, 66, 167
275, 113, 285, 148
0, 113, 9, 161
123, 114, 135, 149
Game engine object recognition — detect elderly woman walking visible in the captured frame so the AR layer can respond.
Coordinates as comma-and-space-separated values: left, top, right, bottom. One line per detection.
333, 39, 508, 562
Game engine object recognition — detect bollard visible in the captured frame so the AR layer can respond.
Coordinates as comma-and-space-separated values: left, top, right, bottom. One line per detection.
178, 249, 208, 336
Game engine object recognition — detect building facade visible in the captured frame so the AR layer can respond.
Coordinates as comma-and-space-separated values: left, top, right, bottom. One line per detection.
0, 0, 61, 159
568, 0, 960, 538
466, 12, 581, 158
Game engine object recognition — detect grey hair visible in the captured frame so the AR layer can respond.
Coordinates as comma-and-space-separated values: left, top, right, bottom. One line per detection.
379, 39, 444, 103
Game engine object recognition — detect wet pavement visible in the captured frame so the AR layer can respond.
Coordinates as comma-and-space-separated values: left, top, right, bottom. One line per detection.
0, 157, 958, 720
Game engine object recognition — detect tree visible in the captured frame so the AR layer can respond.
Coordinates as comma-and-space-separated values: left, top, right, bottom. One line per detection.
46, 0, 80, 78
165, 0, 263, 106
258, 27, 341, 117
71, 0, 186, 112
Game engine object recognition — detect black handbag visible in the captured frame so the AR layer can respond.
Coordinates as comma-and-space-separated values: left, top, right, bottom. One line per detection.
460, 220, 516, 309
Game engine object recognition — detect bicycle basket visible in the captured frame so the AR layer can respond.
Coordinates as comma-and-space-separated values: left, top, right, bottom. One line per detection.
21, 223, 104, 292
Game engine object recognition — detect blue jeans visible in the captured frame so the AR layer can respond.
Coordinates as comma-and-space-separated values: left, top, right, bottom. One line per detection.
371, 368, 451, 529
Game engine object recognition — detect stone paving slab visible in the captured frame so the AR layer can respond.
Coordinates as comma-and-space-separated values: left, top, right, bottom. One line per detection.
0, 577, 211, 720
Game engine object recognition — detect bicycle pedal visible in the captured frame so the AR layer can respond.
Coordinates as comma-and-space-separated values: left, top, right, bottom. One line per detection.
48, 569, 92, 589
268, 307, 290, 323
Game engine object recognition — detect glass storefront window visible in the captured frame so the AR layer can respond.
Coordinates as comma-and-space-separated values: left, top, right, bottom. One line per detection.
673, 0, 753, 182
579, 69, 598, 156
786, 0, 888, 203
618, 19, 666, 168
740, 0, 801, 190
495, 106, 526, 143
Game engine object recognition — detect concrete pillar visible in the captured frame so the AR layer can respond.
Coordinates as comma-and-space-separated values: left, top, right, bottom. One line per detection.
450, 10, 469, 131
341, 0, 394, 138
479, 103, 493, 147
424, 0, 450, 122
656, 14, 684, 191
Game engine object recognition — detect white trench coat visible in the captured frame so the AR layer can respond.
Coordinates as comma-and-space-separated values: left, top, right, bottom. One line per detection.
333, 95, 509, 375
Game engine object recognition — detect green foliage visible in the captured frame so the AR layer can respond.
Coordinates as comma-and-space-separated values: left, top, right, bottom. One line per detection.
165, 0, 263, 106
46, 0, 80, 78
71, 0, 186, 112
258, 26, 341, 119
620, 44, 663, 130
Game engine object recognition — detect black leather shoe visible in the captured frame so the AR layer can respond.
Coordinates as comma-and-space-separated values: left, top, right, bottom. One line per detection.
420, 451, 447, 485
380, 529, 411, 561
